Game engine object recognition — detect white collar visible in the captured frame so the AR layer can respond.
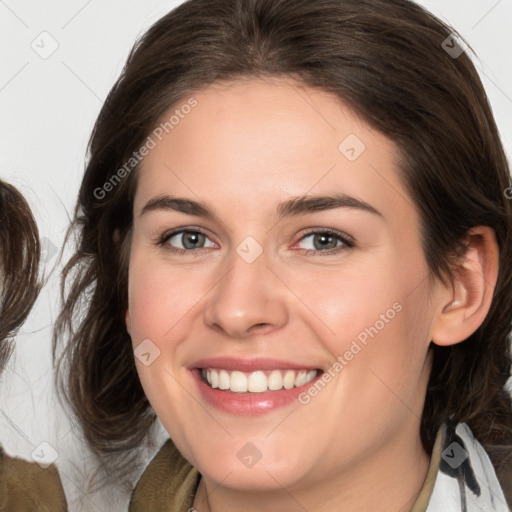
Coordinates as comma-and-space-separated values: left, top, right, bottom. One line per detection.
426, 422, 509, 511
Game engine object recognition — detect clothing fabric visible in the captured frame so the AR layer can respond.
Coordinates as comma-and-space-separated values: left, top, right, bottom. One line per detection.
129, 422, 511, 511
0, 445, 68, 511
414, 423, 510, 511
129, 440, 200, 512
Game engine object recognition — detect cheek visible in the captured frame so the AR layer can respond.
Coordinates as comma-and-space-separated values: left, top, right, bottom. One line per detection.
127, 256, 205, 343
278, 260, 404, 345
127, 255, 202, 427
281, 255, 432, 393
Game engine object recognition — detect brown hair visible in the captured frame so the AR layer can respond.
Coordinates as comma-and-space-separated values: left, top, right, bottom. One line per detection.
0, 180, 41, 372
54, 0, 512, 492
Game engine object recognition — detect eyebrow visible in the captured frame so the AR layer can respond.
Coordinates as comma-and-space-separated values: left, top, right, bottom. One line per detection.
140, 193, 382, 220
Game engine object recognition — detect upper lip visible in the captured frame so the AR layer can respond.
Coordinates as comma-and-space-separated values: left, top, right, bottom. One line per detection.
190, 357, 321, 372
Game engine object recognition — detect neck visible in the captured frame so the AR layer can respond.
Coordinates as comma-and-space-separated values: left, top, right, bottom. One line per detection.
193, 425, 431, 512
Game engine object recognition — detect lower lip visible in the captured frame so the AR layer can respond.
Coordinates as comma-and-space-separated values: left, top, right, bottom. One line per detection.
190, 369, 322, 415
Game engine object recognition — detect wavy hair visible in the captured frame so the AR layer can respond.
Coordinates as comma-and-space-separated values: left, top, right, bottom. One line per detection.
0, 180, 41, 372
54, 0, 512, 494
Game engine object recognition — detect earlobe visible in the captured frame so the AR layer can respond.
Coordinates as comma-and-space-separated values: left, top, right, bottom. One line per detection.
431, 226, 499, 347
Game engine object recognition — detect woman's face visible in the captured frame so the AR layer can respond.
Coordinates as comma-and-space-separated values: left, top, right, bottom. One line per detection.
126, 78, 441, 492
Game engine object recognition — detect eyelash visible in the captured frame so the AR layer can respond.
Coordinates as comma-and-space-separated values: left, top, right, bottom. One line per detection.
155, 227, 355, 256
296, 228, 355, 256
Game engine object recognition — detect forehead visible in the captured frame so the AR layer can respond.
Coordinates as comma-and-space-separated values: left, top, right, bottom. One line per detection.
134, 77, 412, 222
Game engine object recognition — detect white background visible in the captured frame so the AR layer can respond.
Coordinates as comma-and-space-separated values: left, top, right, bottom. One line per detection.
1, 1, 511, 510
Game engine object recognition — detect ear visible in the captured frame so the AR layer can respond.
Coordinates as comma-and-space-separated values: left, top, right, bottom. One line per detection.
430, 226, 499, 346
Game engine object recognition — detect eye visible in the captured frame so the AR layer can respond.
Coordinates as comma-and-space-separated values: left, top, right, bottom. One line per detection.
155, 227, 353, 255
158, 229, 216, 253
295, 229, 354, 254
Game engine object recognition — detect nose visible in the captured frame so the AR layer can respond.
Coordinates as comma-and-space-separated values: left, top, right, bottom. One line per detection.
203, 247, 289, 339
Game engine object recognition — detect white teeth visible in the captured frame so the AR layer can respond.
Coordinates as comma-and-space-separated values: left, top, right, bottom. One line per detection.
283, 370, 295, 389
210, 369, 218, 388
230, 371, 247, 392
202, 368, 318, 393
247, 371, 268, 393
267, 369, 283, 390
219, 369, 230, 390
295, 370, 307, 387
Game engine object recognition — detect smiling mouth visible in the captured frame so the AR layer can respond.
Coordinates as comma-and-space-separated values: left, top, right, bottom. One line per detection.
200, 368, 321, 393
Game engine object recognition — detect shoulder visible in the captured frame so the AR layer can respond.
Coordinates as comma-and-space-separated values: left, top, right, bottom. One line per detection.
0, 446, 68, 512
129, 439, 200, 512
